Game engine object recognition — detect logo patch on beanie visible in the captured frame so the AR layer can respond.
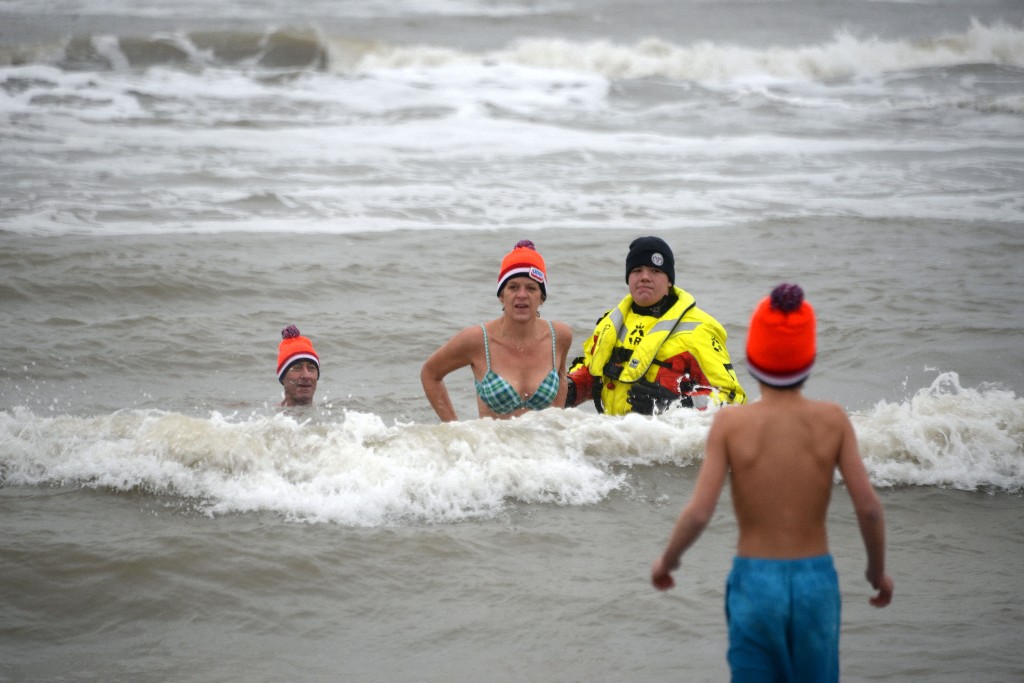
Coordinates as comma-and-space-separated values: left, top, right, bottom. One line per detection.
529, 266, 545, 283
651, 253, 664, 266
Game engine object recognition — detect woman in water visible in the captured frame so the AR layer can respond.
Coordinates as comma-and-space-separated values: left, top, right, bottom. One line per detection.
421, 240, 573, 421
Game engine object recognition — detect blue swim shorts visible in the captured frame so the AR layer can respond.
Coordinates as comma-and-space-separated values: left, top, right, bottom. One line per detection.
725, 554, 841, 683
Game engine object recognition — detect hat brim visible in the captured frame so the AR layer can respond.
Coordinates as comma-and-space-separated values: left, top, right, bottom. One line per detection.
278, 353, 320, 381
746, 359, 813, 388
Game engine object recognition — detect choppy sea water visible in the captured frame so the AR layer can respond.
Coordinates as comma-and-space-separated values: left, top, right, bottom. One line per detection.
2, 1, 1024, 680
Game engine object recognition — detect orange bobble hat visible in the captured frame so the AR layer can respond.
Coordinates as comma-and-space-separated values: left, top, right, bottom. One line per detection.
277, 325, 319, 383
496, 240, 547, 300
745, 283, 816, 387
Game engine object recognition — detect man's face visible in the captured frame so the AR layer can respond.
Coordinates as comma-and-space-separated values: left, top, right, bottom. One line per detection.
628, 265, 671, 307
281, 360, 318, 406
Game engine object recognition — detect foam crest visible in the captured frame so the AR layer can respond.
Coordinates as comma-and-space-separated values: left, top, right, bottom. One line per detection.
3, 377, 1020, 527
0, 408, 629, 525
855, 372, 1024, 492
5, 21, 1021, 82
352, 21, 1024, 82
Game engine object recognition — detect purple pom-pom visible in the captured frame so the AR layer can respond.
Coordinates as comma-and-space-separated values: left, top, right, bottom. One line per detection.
281, 325, 300, 339
514, 239, 536, 251
770, 283, 804, 313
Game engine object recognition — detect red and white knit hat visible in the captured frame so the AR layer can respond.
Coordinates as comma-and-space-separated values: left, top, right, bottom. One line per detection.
496, 240, 547, 300
277, 325, 319, 382
746, 283, 816, 387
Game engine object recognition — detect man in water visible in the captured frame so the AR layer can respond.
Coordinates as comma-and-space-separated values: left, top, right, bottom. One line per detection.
277, 325, 319, 407
651, 283, 893, 681
564, 236, 746, 414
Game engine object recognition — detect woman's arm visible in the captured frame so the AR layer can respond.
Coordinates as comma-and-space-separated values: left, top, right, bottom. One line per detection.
421, 326, 478, 422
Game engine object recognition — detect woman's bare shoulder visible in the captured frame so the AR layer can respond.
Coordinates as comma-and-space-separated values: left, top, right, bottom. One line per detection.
550, 319, 573, 338
438, 322, 487, 355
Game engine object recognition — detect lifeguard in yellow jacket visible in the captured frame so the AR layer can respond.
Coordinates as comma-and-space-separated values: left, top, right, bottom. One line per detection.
566, 236, 746, 414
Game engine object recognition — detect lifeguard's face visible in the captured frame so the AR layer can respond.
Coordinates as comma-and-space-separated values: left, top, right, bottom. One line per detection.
628, 265, 671, 307
499, 276, 545, 319
281, 360, 319, 406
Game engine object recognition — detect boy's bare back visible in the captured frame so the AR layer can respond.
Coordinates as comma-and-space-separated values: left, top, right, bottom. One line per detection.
713, 390, 852, 559
653, 383, 892, 607
651, 282, 891, 683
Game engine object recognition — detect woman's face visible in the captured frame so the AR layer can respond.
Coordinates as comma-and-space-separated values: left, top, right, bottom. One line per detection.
499, 276, 544, 320
628, 265, 671, 307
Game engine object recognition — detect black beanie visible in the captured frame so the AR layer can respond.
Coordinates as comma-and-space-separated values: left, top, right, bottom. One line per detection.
625, 236, 675, 284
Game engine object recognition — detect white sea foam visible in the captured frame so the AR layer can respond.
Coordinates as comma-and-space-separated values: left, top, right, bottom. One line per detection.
1, 14, 1021, 237
0, 0, 570, 20
855, 373, 1024, 492
2, 375, 1020, 525
0, 408, 625, 525
349, 21, 1024, 82
5, 19, 1021, 83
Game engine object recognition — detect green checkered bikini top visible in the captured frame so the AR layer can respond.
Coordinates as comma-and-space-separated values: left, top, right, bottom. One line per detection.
474, 321, 559, 414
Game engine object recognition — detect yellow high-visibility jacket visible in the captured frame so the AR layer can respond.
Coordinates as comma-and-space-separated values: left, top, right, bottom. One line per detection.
568, 287, 746, 414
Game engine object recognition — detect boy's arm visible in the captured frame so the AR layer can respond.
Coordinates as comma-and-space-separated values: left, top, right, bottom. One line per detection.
836, 407, 894, 607
651, 411, 730, 590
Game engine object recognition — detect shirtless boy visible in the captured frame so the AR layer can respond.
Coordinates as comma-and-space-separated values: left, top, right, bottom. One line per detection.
651, 283, 893, 682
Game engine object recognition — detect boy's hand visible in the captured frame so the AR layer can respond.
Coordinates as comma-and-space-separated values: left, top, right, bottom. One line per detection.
868, 572, 894, 607
651, 557, 676, 590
